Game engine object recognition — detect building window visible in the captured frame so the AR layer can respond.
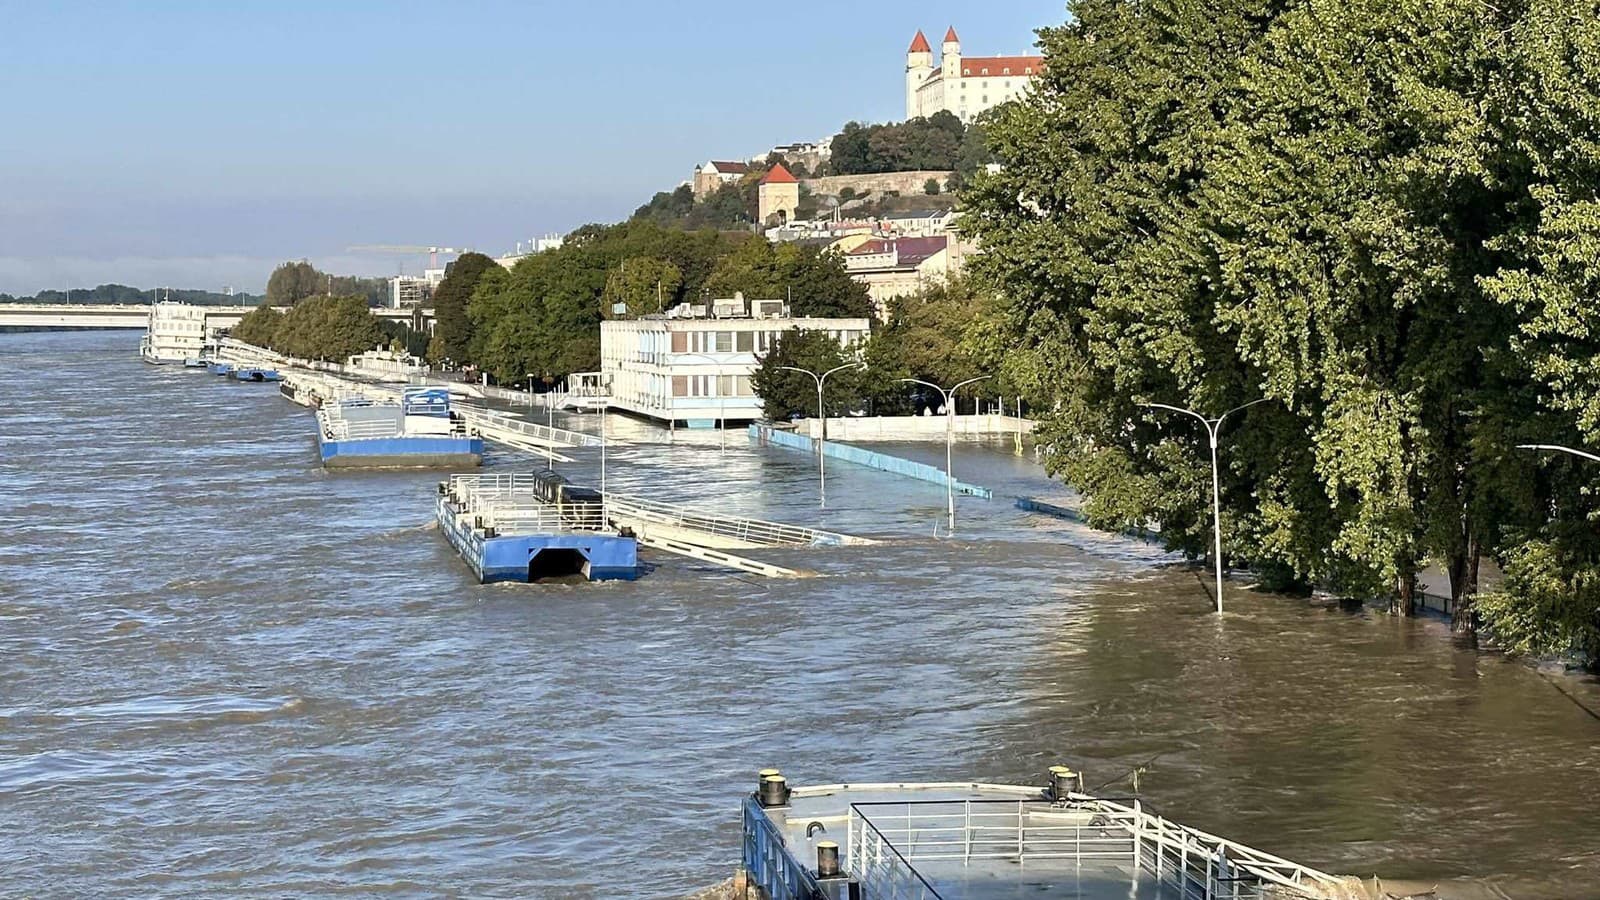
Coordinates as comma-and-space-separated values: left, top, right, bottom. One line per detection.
736, 332, 754, 353
671, 331, 687, 353
718, 374, 736, 396
672, 375, 688, 397
715, 331, 733, 353
981, 68, 989, 75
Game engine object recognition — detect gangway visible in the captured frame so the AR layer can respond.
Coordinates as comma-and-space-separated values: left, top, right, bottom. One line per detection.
605, 495, 872, 549
632, 532, 814, 579
458, 407, 601, 449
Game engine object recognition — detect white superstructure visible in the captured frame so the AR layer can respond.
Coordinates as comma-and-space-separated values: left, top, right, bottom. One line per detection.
139, 302, 212, 364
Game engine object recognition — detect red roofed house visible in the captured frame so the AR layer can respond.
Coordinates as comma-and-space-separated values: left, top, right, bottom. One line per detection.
758, 163, 801, 228
906, 26, 1043, 123
692, 160, 752, 199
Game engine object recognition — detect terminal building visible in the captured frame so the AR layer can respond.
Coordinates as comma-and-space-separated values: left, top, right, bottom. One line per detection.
599, 294, 870, 427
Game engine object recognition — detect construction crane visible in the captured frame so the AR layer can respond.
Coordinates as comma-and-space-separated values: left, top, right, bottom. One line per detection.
347, 245, 472, 270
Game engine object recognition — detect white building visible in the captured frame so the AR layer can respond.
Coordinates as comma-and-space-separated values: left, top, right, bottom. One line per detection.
906, 27, 1042, 123
600, 295, 871, 427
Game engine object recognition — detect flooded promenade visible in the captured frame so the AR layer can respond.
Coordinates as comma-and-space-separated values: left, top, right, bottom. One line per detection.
2, 331, 1598, 898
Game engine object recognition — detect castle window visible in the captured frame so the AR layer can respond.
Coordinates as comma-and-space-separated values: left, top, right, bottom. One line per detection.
1003, 68, 1011, 75
1025, 67, 1033, 74
962, 68, 970, 75
981, 68, 989, 75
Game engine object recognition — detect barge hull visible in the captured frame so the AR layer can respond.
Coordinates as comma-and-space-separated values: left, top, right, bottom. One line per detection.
435, 494, 637, 583
319, 436, 485, 469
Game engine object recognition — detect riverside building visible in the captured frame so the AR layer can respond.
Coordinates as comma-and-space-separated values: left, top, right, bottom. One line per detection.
599, 294, 870, 427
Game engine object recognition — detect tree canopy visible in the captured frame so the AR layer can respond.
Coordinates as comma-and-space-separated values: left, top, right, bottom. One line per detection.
230, 295, 383, 362
829, 112, 968, 175
961, 0, 1600, 654
428, 252, 499, 365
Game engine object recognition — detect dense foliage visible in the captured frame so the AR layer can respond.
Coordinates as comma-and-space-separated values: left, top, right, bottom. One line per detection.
229, 295, 383, 361
428, 252, 499, 365
829, 112, 967, 175
265, 261, 387, 307
962, 0, 1600, 655
458, 219, 871, 384
750, 329, 872, 422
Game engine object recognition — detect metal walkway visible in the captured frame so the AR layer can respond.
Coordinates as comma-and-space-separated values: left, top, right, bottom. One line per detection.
633, 532, 813, 579
605, 495, 872, 549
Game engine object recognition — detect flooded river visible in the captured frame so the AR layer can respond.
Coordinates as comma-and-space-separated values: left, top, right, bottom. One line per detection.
2, 331, 1598, 898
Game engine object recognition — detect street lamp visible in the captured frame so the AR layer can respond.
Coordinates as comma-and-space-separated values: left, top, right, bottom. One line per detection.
779, 362, 866, 507
1518, 443, 1600, 463
899, 375, 992, 533
527, 372, 553, 471
677, 353, 733, 453
1141, 398, 1270, 614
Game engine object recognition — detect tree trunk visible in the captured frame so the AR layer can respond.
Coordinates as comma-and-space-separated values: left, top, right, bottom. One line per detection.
1455, 535, 1482, 638
1394, 570, 1417, 617
1447, 550, 1469, 627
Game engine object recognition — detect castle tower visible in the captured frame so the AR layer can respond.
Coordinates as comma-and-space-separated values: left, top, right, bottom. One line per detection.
758, 163, 800, 229
906, 30, 934, 120
941, 26, 961, 85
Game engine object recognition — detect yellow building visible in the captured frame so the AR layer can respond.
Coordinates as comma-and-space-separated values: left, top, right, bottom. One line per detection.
906, 27, 1042, 123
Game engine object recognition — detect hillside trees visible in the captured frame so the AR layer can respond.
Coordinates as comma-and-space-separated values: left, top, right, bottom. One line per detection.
830, 112, 968, 175
703, 239, 872, 319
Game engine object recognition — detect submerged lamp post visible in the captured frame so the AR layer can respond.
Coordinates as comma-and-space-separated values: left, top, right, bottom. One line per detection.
899, 375, 992, 533
1141, 399, 1269, 614
778, 362, 866, 507
678, 353, 732, 453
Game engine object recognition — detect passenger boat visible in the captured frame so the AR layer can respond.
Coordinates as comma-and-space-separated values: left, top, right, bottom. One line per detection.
315, 388, 484, 468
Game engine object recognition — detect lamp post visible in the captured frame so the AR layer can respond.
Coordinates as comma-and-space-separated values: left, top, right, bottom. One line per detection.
899, 375, 992, 533
1141, 398, 1270, 614
677, 353, 732, 453
779, 362, 865, 507
526, 372, 553, 471
1517, 443, 1600, 463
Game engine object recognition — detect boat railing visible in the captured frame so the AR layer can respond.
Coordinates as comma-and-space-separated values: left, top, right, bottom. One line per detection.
845, 798, 1345, 900
444, 474, 608, 534
741, 796, 828, 900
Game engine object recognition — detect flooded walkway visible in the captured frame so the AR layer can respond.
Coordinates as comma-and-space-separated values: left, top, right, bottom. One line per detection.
1, 331, 1597, 898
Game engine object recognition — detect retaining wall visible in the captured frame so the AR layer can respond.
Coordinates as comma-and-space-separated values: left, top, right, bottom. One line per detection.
796, 415, 1034, 442
749, 424, 992, 498
802, 171, 953, 197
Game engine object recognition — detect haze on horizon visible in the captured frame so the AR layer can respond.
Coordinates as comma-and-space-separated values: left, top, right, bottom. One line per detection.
0, 0, 1063, 296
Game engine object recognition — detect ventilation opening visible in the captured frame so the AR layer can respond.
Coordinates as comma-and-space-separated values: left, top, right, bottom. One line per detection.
528, 548, 589, 583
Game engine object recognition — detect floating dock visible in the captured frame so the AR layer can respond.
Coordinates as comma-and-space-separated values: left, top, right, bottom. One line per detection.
233, 367, 282, 382
316, 389, 484, 468
436, 473, 637, 583
207, 361, 235, 376
742, 769, 1357, 900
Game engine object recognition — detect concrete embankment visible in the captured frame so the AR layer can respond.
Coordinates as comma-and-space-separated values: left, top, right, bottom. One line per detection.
793, 413, 1034, 442
749, 424, 993, 498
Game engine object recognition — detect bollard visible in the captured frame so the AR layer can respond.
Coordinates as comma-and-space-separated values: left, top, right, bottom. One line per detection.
760, 774, 790, 808
816, 841, 840, 878
1049, 765, 1076, 802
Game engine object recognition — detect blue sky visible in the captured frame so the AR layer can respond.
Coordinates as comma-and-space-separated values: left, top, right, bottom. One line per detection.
0, 1, 1066, 295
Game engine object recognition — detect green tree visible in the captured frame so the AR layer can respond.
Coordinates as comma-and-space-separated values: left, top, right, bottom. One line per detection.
230, 303, 282, 347
429, 251, 498, 365
270, 295, 382, 361
265, 261, 326, 306
602, 257, 683, 318
750, 328, 870, 421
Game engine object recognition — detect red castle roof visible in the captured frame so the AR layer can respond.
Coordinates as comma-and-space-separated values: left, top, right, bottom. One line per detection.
760, 163, 798, 185
944, 26, 960, 43
908, 30, 932, 54
961, 56, 1045, 77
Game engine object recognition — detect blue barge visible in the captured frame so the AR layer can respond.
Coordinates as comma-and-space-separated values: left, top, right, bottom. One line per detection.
207, 361, 235, 376
435, 473, 637, 583
316, 389, 484, 469
233, 367, 282, 382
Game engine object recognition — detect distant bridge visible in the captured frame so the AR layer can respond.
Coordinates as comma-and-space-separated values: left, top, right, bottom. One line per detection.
0, 304, 435, 331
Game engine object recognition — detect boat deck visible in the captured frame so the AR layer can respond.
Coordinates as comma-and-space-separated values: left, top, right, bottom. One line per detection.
745, 781, 1352, 900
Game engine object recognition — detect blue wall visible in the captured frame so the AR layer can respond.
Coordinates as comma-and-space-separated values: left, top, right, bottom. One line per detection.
749, 425, 993, 498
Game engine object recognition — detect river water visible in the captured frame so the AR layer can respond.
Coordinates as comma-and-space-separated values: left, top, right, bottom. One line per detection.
2, 330, 1598, 898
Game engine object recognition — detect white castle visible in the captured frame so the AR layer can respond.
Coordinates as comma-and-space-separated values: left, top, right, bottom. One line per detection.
905, 27, 1043, 123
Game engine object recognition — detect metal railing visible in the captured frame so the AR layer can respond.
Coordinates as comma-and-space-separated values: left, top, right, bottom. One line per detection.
742, 797, 827, 900
443, 474, 607, 534
460, 408, 602, 448
848, 807, 947, 900
605, 494, 859, 547
845, 798, 1344, 900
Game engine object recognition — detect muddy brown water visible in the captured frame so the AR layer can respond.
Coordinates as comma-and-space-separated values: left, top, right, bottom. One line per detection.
3, 331, 1598, 898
